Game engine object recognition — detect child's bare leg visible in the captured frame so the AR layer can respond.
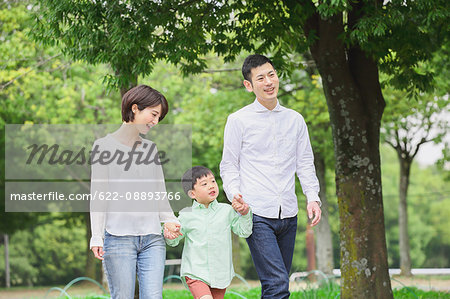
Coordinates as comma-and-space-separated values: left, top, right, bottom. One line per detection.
211, 287, 226, 299
199, 296, 213, 299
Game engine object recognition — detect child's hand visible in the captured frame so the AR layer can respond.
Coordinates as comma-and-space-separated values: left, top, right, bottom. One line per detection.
164, 222, 182, 239
232, 194, 250, 215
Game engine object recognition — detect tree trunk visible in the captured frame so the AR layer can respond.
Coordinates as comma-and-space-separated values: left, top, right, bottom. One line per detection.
313, 152, 334, 275
4, 234, 10, 288
304, 6, 393, 298
306, 223, 316, 274
398, 156, 412, 276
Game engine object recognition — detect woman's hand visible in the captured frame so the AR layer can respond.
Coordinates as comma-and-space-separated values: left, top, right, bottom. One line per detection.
91, 246, 105, 260
164, 222, 182, 239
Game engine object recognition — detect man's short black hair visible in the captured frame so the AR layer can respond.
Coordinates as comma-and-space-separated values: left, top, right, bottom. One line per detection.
242, 54, 275, 83
181, 166, 214, 196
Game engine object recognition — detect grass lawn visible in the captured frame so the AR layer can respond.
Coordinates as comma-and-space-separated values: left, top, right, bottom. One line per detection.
1, 278, 449, 298
72, 285, 449, 299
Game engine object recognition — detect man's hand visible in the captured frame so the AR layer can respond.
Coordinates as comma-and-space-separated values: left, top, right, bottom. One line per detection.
232, 193, 249, 215
307, 201, 321, 227
164, 222, 182, 239
91, 246, 105, 260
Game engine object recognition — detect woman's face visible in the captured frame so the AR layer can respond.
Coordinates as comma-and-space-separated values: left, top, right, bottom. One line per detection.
131, 104, 162, 134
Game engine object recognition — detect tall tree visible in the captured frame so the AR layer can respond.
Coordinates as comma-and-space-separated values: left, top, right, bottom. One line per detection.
32, 0, 448, 297
381, 86, 449, 276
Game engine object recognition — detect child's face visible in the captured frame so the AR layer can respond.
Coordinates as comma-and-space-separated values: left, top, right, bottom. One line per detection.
189, 173, 219, 206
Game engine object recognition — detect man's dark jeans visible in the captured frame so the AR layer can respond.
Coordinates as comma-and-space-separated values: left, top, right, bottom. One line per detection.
246, 214, 298, 299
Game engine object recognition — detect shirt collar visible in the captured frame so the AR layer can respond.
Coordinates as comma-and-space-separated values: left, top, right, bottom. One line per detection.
252, 98, 285, 113
192, 199, 218, 210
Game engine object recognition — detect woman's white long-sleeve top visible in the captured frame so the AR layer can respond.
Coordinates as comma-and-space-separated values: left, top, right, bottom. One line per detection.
89, 134, 178, 248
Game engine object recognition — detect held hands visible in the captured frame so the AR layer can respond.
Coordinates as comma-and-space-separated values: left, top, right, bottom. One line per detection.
163, 222, 182, 240
307, 201, 322, 227
91, 246, 105, 261
232, 194, 250, 215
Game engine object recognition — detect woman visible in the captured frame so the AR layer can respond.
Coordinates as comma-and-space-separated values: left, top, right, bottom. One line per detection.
90, 85, 181, 298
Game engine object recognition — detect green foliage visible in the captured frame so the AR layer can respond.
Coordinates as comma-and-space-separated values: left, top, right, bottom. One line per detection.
0, 220, 86, 286
0, 0, 120, 235
32, 0, 448, 95
365, 0, 450, 96
31, 0, 238, 90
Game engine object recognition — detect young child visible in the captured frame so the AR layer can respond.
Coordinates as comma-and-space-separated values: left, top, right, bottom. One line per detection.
165, 166, 252, 299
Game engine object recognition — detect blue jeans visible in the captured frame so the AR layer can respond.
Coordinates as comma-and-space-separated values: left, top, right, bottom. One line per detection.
246, 214, 297, 299
103, 232, 166, 299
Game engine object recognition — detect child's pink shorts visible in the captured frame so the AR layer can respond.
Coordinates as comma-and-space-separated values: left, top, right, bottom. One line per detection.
185, 276, 226, 299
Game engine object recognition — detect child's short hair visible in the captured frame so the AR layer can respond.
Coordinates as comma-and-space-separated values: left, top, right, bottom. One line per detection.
181, 166, 213, 196
242, 54, 275, 83
121, 84, 169, 122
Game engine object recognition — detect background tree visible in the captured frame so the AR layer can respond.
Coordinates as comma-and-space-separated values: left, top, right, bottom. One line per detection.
381, 85, 449, 276
380, 145, 450, 270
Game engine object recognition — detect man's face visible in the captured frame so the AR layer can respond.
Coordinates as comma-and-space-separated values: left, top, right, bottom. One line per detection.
244, 62, 279, 103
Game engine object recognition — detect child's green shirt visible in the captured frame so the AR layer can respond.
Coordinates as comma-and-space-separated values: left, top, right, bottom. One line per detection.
166, 199, 252, 289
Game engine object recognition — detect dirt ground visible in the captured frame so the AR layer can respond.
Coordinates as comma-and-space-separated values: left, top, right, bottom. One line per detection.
0, 276, 449, 299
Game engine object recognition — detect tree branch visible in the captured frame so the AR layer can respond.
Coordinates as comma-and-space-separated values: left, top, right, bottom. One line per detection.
411, 137, 433, 159
384, 138, 396, 150
0, 53, 63, 90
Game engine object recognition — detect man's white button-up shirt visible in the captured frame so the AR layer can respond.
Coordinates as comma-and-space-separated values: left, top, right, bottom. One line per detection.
220, 99, 321, 219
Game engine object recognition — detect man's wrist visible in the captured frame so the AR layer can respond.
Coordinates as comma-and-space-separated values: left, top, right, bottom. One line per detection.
306, 192, 321, 207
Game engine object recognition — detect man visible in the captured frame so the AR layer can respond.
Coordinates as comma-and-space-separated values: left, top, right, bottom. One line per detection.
220, 54, 322, 298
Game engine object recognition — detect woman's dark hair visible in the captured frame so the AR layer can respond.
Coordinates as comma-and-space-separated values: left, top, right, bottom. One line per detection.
242, 54, 275, 83
121, 85, 169, 122
181, 166, 213, 196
